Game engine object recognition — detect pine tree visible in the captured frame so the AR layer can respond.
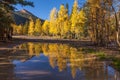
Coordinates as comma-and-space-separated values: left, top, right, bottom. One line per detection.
0, 0, 34, 40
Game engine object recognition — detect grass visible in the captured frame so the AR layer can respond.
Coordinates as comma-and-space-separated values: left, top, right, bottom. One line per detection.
96, 51, 106, 60
81, 48, 109, 60
82, 48, 106, 56
112, 58, 120, 71
91, 51, 120, 71
81, 48, 97, 53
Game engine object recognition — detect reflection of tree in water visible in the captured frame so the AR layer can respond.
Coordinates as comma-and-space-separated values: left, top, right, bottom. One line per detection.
70, 47, 84, 78
42, 44, 49, 56
17, 43, 84, 76
14, 43, 120, 79
28, 42, 35, 56
29, 43, 42, 57
82, 60, 110, 80
0, 43, 44, 80
41, 43, 85, 77
0, 53, 17, 80
34, 43, 42, 57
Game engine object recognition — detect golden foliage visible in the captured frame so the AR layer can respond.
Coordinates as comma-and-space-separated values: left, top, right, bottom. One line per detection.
28, 18, 34, 36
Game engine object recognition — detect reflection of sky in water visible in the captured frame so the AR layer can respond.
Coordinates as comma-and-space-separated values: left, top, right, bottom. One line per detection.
108, 66, 116, 75
9, 43, 120, 80
14, 54, 74, 80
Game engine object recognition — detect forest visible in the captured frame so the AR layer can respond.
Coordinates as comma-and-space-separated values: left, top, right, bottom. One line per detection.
1, 0, 120, 47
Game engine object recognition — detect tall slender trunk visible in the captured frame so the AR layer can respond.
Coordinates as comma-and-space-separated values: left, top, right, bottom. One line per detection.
112, 5, 120, 47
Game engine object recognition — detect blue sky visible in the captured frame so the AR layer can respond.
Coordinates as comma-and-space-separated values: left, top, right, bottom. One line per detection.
15, 0, 85, 20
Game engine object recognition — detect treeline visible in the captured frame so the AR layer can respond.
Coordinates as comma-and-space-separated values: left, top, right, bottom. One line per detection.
12, 0, 86, 39
0, 0, 120, 47
11, 0, 120, 46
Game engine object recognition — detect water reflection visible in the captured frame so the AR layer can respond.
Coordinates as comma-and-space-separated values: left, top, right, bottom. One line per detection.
0, 42, 120, 80
0, 53, 16, 80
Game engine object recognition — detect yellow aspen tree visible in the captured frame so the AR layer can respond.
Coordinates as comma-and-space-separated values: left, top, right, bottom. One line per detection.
34, 19, 42, 36
64, 20, 70, 38
23, 21, 29, 35
42, 20, 49, 35
28, 18, 34, 36
87, 0, 113, 45
70, 0, 79, 38
75, 10, 86, 39
57, 4, 69, 38
11, 23, 18, 35
17, 24, 22, 35
49, 8, 58, 36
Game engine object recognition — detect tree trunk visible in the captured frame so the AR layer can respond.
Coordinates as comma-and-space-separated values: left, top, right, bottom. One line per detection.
112, 5, 120, 47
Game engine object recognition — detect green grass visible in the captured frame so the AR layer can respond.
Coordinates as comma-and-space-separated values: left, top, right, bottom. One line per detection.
82, 48, 97, 53
96, 52, 106, 60
81, 48, 120, 71
112, 58, 120, 71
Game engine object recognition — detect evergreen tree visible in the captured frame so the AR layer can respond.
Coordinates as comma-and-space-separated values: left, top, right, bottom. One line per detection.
0, 0, 34, 40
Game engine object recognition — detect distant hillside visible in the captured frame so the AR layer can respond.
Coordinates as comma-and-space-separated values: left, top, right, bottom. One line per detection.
12, 9, 44, 25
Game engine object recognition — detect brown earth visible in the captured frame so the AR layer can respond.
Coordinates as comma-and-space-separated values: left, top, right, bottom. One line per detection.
0, 35, 119, 55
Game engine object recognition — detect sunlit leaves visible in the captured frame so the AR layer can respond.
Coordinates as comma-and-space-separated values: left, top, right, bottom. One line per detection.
12, 0, 87, 40
57, 4, 69, 37
28, 18, 34, 36
42, 20, 49, 35
34, 19, 42, 36
70, 0, 86, 39
49, 8, 58, 36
